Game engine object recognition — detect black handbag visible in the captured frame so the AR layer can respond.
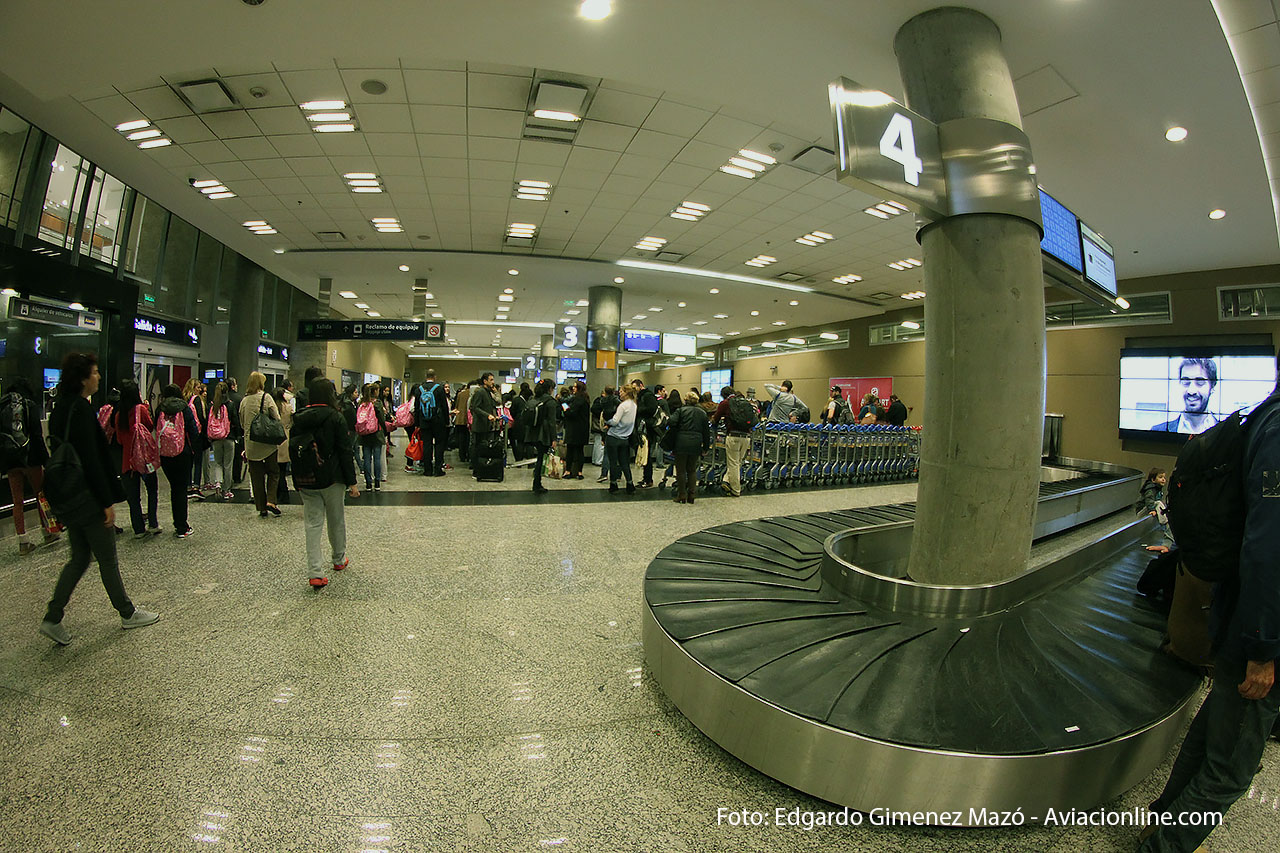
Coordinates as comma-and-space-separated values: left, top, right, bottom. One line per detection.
44, 403, 106, 528
249, 393, 286, 445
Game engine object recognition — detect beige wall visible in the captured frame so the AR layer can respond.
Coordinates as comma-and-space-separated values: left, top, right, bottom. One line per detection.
406, 358, 522, 391
322, 340, 410, 385
624, 264, 1280, 469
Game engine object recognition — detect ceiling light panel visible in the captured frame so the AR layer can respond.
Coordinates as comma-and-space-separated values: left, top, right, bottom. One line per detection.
900, 290, 926, 300
795, 230, 833, 246
344, 172, 384, 194
669, 201, 711, 221
299, 100, 357, 133
507, 222, 537, 238
371, 217, 403, 233
242, 219, 277, 235
514, 179, 552, 201
634, 236, 667, 251
719, 148, 778, 179
192, 177, 235, 201
832, 274, 863, 284
888, 257, 923, 270
114, 117, 172, 149
865, 200, 909, 219
744, 255, 777, 268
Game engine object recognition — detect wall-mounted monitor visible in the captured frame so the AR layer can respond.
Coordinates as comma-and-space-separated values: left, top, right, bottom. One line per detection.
1119, 345, 1276, 440
1080, 220, 1117, 296
559, 357, 583, 372
623, 329, 660, 353
1038, 188, 1083, 273
661, 332, 697, 357
700, 367, 733, 396
43, 368, 59, 390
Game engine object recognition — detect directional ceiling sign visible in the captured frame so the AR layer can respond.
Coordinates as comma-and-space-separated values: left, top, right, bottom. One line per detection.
828, 77, 948, 219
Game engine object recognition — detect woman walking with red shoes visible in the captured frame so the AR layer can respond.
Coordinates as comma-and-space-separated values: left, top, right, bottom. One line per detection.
290, 379, 359, 589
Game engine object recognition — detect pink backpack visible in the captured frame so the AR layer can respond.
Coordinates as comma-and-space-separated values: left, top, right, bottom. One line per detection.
128, 404, 160, 474
207, 404, 230, 440
157, 410, 186, 457
355, 401, 379, 435
393, 400, 414, 429
97, 404, 115, 442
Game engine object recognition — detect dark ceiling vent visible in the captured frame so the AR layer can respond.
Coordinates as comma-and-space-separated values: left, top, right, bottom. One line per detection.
654, 250, 684, 263
315, 231, 347, 243
790, 145, 835, 175
175, 79, 238, 113
504, 235, 535, 247
869, 291, 894, 301
776, 271, 805, 282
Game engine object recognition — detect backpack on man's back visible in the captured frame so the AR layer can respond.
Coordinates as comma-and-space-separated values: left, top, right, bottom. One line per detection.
726, 395, 759, 432
0, 392, 31, 469
1166, 393, 1280, 583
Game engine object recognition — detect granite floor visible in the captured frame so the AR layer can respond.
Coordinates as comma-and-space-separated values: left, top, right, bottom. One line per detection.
2, 452, 1278, 852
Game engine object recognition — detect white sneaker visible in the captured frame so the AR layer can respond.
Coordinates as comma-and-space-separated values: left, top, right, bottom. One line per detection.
39, 620, 71, 645
121, 608, 160, 629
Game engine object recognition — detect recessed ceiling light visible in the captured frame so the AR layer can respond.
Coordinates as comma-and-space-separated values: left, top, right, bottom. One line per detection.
576, 299, 589, 306
313, 123, 357, 133
431, 312, 444, 318
115, 119, 151, 132
750, 310, 759, 316
708, 288, 719, 294
398, 265, 410, 272
137, 138, 172, 149
579, 0, 612, 19
772, 320, 786, 326
634, 236, 667, 251
795, 230, 833, 246
1208, 208, 1226, 220
787, 337, 806, 345
126, 128, 163, 141
648, 307, 663, 312
693, 320, 708, 326
832, 274, 863, 284
299, 100, 346, 111
498, 294, 515, 302
677, 301, 686, 307
566, 309, 581, 315
354, 302, 369, 309
1165, 126, 1188, 142
675, 326, 689, 331
738, 345, 752, 352
339, 291, 358, 299
820, 332, 839, 340
744, 255, 778, 268
532, 109, 581, 122
789, 300, 799, 306
613, 276, 625, 284
273, 248, 285, 254
632, 314, 647, 320
306, 112, 352, 123
901, 320, 921, 330
713, 313, 728, 319
68, 302, 85, 311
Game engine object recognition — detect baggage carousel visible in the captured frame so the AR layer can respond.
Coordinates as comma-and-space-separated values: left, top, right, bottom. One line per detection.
642, 458, 1203, 823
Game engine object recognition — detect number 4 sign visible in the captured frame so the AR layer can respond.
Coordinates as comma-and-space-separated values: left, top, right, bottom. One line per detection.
829, 77, 947, 218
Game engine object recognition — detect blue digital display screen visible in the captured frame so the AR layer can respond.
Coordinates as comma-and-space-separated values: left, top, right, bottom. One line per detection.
1039, 189, 1083, 273
43, 368, 60, 390
623, 330, 660, 353
559, 357, 583, 371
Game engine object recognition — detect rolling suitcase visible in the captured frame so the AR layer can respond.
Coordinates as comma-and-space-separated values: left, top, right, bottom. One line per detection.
473, 430, 506, 482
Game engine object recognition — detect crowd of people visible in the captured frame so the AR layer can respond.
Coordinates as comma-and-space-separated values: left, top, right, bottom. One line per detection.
4, 355, 917, 628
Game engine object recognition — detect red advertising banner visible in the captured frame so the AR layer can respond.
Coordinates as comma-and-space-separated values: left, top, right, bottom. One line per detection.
830, 376, 892, 409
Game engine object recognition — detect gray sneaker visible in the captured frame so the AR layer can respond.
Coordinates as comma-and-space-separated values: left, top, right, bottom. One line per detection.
121, 608, 160, 630
39, 620, 71, 645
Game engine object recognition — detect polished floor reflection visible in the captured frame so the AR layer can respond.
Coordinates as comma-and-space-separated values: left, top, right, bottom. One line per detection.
2, 462, 1277, 852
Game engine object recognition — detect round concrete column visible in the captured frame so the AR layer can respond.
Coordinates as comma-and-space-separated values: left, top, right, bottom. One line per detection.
585, 284, 621, 394
896, 8, 1046, 585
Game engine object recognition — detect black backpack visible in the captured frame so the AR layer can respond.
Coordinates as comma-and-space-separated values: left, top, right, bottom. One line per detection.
726, 395, 759, 432
43, 403, 104, 528
520, 397, 541, 434
289, 413, 334, 490
834, 398, 854, 425
0, 392, 31, 468
1166, 394, 1280, 583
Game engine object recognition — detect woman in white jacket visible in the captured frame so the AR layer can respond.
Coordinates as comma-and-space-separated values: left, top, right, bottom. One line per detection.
605, 384, 637, 494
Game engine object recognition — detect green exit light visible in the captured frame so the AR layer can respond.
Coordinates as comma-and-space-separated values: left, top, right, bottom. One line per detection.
563, 300, 577, 306
143, 295, 156, 303
261, 329, 269, 336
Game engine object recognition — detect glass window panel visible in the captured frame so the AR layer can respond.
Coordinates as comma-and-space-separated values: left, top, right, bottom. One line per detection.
125, 195, 166, 296
191, 232, 222, 326
39, 145, 87, 248
0, 107, 35, 228
79, 170, 128, 266
215, 247, 239, 325
157, 215, 196, 314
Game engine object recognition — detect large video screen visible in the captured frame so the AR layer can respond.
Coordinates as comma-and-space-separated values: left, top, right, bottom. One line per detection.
623, 329, 660, 353
661, 332, 697, 357
1119, 346, 1275, 438
700, 367, 733, 396
1039, 189, 1082, 273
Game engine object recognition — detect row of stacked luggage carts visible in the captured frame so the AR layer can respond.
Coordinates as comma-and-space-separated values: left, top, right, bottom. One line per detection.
689, 423, 922, 491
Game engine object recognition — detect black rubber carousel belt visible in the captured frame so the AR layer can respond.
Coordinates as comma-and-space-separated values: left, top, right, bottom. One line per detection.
645, 504, 1201, 756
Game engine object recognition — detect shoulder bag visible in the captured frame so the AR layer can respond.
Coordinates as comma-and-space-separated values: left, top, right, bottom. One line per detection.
249, 393, 287, 445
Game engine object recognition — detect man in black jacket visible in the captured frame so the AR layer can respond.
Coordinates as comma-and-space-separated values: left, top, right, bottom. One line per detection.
632, 379, 658, 487
226, 377, 245, 485
416, 369, 450, 476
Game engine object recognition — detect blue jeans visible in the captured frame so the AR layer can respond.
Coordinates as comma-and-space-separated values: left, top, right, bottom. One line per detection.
360, 443, 384, 488
1140, 654, 1280, 852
